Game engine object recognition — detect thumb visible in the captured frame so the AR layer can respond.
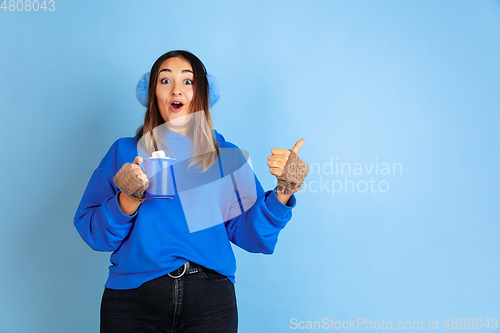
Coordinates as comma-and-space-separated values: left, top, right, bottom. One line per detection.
291, 138, 306, 154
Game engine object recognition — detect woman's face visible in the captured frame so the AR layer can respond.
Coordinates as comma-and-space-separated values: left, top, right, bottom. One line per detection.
156, 57, 194, 125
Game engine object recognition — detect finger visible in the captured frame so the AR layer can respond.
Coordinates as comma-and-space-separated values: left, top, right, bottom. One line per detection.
271, 148, 291, 156
268, 154, 288, 161
130, 164, 144, 174
131, 166, 143, 174
267, 160, 286, 168
269, 167, 283, 177
291, 139, 306, 154
132, 168, 147, 180
134, 156, 143, 164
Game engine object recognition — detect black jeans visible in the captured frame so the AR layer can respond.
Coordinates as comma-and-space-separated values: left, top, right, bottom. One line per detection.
100, 266, 238, 333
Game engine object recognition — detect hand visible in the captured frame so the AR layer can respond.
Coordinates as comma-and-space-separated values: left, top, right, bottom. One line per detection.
267, 139, 308, 203
115, 157, 150, 215
267, 139, 306, 177
113, 156, 150, 204
131, 156, 148, 183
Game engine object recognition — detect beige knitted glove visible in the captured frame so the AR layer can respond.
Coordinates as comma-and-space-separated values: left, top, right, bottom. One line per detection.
276, 149, 309, 195
113, 163, 150, 203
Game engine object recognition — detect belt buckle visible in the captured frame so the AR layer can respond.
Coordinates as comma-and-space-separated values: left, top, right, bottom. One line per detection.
168, 262, 188, 279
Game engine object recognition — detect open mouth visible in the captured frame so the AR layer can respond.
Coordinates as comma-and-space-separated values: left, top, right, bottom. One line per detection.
170, 102, 184, 112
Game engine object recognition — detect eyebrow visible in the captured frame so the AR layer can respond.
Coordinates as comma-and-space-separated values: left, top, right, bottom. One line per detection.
159, 69, 193, 74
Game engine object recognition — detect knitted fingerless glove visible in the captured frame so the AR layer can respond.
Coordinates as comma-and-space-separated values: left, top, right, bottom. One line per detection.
113, 163, 149, 203
276, 149, 309, 195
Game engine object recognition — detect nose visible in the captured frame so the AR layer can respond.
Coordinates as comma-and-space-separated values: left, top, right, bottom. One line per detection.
172, 82, 182, 96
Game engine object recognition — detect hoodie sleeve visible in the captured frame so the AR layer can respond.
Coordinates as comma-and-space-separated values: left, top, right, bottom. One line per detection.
74, 167, 137, 252
74, 140, 138, 252
225, 185, 296, 254
222, 147, 296, 254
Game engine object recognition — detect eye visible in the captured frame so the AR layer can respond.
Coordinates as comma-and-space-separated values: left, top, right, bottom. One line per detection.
160, 78, 170, 84
184, 79, 193, 85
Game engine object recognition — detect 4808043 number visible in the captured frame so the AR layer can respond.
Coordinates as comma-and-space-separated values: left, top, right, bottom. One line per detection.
1, 0, 55, 11
443, 318, 498, 330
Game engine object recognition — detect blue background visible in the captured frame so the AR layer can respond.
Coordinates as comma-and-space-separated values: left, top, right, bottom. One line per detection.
1, 0, 499, 332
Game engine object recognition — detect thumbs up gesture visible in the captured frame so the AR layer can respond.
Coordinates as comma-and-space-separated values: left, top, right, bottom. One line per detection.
268, 139, 309, 195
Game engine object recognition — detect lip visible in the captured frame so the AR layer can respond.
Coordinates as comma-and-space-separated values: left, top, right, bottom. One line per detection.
170, 104, 183, 113
170, 100, 184, 113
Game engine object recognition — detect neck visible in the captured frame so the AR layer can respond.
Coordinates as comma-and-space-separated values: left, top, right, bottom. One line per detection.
168, 127, 190, 137
165, 122, 193, 138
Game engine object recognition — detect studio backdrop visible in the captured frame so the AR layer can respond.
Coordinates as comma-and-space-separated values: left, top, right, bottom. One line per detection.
0, 0, 499, 332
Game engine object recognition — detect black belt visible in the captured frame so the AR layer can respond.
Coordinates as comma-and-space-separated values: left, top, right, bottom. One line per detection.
167, 261, 202, 279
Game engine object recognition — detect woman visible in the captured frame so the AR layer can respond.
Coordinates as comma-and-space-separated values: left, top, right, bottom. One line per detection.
74, 50, 308, 333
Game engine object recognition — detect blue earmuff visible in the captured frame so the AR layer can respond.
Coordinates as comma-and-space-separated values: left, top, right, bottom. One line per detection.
136, 72, 220, 108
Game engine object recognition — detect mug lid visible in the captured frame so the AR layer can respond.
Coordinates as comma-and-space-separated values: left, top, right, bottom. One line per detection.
151, 151, 166, 158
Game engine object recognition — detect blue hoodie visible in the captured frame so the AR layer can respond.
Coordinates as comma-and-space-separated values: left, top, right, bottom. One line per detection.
74, 130, 296, 289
